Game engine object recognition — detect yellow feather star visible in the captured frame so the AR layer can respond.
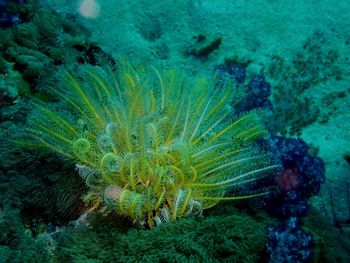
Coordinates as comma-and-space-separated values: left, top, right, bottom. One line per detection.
27, 61, 279, 227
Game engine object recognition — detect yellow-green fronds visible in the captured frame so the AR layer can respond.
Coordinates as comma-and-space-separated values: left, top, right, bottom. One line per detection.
26, 61, 279, 227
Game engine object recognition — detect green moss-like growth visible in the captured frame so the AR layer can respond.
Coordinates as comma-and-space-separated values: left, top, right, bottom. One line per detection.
0, 148, 85, 261
0, 207, 52, 262
56, 205, 270, 262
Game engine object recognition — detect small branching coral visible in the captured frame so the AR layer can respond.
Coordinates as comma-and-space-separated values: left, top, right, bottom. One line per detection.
26, 61, 279, 227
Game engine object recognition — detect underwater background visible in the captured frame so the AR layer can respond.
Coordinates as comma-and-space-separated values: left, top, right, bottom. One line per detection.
0, 0, 350, 262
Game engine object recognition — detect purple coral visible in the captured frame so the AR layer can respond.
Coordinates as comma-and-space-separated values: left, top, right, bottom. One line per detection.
266, 217, 313, 263
0, 0, 25, 28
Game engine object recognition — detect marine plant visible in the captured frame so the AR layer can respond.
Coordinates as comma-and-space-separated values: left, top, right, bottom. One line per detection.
26, 60, 278, 227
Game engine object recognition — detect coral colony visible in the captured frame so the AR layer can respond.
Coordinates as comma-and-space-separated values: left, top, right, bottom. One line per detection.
218, 62, 325, 262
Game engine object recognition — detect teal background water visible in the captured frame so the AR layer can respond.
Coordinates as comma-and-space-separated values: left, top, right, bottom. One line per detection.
1, 0, 350, 261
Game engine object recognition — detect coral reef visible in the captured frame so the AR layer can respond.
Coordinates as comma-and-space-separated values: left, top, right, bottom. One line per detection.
0, 1, 348, 261
265, 135, 325, 219
0, 3, 113, 105
219, 61, 247, 84
215, 60, 272, 116
266, 217, 313, 263
262, 135, 325, 263
213, 61, 328, 262
218, 31, 344, 137
234, 74, 272, 114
